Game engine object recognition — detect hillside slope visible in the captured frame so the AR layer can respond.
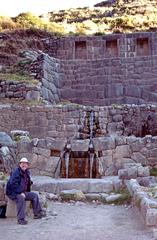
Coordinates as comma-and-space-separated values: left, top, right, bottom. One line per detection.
40, 0, 157, 34
1, 0, 157, 35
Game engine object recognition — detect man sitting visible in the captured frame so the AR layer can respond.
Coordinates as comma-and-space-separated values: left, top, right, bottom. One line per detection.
6, 157, 46, 225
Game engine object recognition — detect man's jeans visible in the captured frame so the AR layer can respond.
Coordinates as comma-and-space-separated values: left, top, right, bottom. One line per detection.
15, 192, 42, 221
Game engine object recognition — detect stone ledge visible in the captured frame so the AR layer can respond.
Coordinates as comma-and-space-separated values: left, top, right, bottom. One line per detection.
126, 178, 157, 226
31, 176, 123, 194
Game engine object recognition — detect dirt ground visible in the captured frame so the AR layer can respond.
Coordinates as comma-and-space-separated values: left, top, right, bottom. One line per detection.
0, 202, 153, 240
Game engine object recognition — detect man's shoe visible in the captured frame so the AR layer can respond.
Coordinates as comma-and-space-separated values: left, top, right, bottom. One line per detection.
34, 214, 42, 219
18, 219, 28, 225
40, 210, 46, 217
34, 210, 46, 219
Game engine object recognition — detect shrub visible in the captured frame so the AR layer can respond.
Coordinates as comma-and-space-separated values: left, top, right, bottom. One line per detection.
0, 16, 17, 30
14, 12, 43, 29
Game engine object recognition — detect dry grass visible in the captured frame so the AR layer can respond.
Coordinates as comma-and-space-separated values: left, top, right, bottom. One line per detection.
0, 73, 38, 85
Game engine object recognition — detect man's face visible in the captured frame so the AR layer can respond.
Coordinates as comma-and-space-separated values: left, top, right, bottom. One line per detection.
19, 162, 29, 171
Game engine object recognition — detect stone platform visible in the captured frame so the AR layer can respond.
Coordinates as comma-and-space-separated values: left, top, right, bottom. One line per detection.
31, 176, 123, 194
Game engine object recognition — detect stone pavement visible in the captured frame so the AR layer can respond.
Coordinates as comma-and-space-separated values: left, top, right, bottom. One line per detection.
0, 202, 153, 240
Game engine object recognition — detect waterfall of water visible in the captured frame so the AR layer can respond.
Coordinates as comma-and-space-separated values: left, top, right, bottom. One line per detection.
89, 111, 94, 178
65, 152, 70, 178
89, 111, 94, 140
89, 152, 94, 178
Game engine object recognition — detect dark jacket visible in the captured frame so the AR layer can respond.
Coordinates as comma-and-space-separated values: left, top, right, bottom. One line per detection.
6, 167, 32, 200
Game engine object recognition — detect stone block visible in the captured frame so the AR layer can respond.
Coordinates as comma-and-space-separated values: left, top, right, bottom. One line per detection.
0, 146, 10, 157
107, 123, 117, 134
126, 179, 140, 196
37, 139, 47, 148
88, 179, 114, 193
26, 90, 40, 101
127, 166, 138, 179
115, 136, 126, 146
6, 198, 16, 217
46, 192, 58, 201
57, 179, 89, 194
107, 84, 123, 98
137, 176, 156, 187
93, 137, 115, 151
130, 140, 145, 152
114, 145, 131, 159
46, 138, 67, 151
44, 156, 60, 175
60, 189, 86, 201
6, 198, 31, 218
112, 114, 123, 122
17, 141, 32, 153
105, 165, 117, 176
137, 166, 150, 177
33, 147, 51, 157
0, 132, 14, 147
105, 194, 123, 203
131, 152, 147, 165
70, 139, 90, 152
145, 208, 157, 226
85, 193, 101, 201
118, 169, 128, 180
125, 86, 141, 98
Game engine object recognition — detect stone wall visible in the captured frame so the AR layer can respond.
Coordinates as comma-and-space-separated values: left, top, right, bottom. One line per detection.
41, 54, 61, 104
0, 80, 41, 101
40, 32, 157, 106
58, 55, 157, 105
9, 134, 157, 177
1, 32, 157, 106
0, 103, 157, 139
2, 50, 157, 106
1, 104, 157, 177
42, 32, 157, 60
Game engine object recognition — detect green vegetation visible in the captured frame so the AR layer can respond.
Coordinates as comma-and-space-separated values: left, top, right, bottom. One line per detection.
0, 73, 38, 85
104, 189, 132, 205
150, 167, 157, 176
1, 1, 157, 35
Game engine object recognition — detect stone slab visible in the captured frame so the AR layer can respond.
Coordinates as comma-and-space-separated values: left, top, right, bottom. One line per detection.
32, 176, 121, 194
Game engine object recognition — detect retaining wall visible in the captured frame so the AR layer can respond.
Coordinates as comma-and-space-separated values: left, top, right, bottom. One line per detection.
0, 104, 157, 139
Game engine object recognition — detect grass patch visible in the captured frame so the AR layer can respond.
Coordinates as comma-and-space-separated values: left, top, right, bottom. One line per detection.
0, 98, 44, 106
111, 189, 132, 205
0, 73, 38, 85
150, 167, 157, 176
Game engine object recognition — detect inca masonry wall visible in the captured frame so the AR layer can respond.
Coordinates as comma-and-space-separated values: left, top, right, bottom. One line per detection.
1, 103, 157, 176
39, 32, 157, 106
0, 103, 157, 139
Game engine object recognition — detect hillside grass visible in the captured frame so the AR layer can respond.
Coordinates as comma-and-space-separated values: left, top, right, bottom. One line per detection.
0, 73, 38, 85
1, 1, 157, 35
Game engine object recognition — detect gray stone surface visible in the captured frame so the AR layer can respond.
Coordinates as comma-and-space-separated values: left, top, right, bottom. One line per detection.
105, 194, 123, 203
32, 176, 119, 194
0, 132, 14, 147
70, 139, 90, 152
93, 137, 115, 151
60, 189, 86, 201
0, 202, 153, 240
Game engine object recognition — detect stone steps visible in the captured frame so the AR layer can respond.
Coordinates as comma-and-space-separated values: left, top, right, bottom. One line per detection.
32, 176, 123, 194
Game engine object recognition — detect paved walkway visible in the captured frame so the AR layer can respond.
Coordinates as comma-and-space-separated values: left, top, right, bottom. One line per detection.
0, 202, 153, 240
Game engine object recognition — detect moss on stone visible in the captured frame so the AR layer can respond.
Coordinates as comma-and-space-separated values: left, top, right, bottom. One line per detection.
150, 167, 157, 176
110, 189, 131, 205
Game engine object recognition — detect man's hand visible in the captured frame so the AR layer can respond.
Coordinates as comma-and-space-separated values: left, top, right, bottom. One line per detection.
20, 193, 26, 198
